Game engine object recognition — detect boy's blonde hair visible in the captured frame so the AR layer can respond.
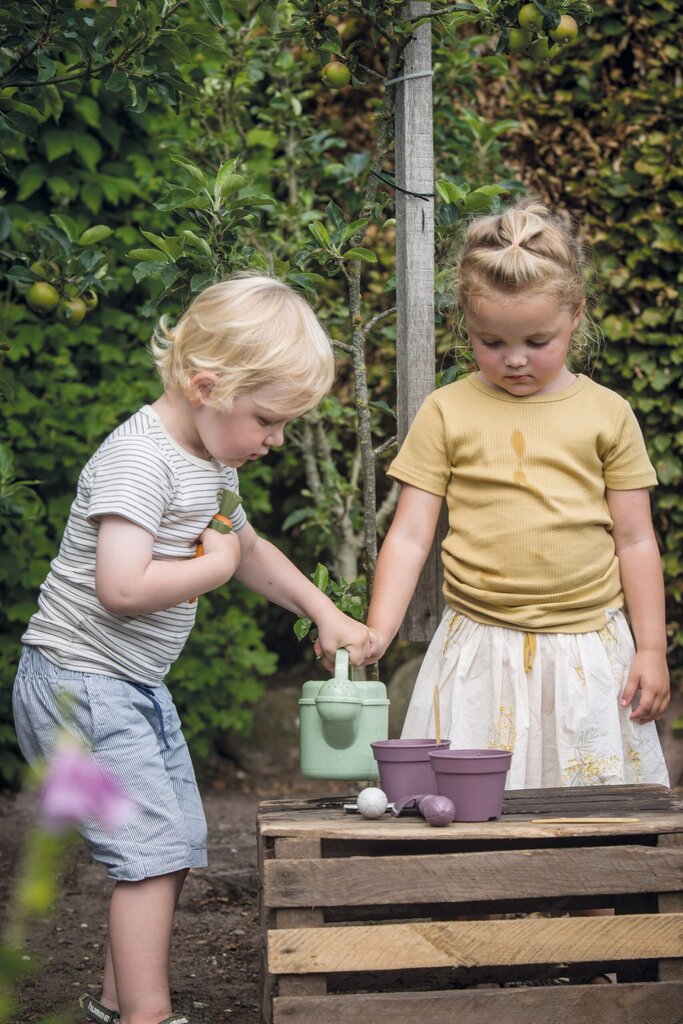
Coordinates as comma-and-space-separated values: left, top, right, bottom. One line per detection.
454, 197, 600, 365
151, 274, 335, 416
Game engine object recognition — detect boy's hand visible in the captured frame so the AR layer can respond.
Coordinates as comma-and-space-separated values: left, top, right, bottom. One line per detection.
199, 525, 241, 581
621, 648, 670, 723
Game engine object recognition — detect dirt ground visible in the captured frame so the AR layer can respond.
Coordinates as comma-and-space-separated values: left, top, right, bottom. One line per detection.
0, 756, 347, 1024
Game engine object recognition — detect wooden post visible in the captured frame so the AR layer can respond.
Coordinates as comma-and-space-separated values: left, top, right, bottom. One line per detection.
395, 2, 442, 641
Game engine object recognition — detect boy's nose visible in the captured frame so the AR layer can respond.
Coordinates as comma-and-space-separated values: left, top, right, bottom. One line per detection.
266, 425, 285, 447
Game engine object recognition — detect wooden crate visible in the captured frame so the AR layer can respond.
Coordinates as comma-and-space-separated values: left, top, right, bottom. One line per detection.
258, 784, 683, 1024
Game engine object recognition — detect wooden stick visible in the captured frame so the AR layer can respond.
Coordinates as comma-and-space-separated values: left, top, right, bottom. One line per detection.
530, 817, 641, 824
433, 685, 441, 745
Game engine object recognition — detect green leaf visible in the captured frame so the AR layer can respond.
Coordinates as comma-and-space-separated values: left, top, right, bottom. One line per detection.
72, 131, 103, 172
293, 616, 312, 641
155, 187, 210, 212
170, 155, 209, 187
214, 161, 249, 204
139, 230, 182, 259
313, 563, 330, 592
42, 130, 74, 162
50, 213, 79, 242
343, 247, 377, 262
128, 248, 173, 263
245, 128, 280, 149
79, 225, 113, 245
16, 166, 46, 202
308, 222, 331, 247
199, 0, 224, 25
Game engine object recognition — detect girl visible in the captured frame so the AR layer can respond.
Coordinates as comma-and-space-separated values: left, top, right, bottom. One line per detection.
366, 199, 669, 789
13, 274, 373, 1024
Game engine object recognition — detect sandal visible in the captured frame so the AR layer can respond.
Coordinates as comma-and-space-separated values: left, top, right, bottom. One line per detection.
79, 994, 120, 1023
158, 1015, 202, 1024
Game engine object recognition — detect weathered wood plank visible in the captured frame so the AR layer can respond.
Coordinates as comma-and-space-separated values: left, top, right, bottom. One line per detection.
658, 833, 683, 982
273, 835, 326, 998
263, 845, 683, 908
268, 913, 683, 974
273, 981, 683, 1024
258, 808, 683, 841
257, 784, 681, 819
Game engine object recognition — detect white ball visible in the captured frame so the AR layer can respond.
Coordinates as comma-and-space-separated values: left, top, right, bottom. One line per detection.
356, 786, 388, 819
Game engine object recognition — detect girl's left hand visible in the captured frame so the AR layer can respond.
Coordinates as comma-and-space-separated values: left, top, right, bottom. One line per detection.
621, 649, 670, 723
314, 609, 373, 669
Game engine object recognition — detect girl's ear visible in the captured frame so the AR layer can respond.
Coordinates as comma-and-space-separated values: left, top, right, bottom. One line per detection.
188, 371, 219, 407
572, 300, 586, 331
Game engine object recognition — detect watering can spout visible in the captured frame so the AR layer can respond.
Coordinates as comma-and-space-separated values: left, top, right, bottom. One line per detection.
315, 651, 362, 741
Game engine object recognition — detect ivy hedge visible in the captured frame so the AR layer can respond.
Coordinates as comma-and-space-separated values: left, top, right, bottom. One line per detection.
492, 0, 682, 680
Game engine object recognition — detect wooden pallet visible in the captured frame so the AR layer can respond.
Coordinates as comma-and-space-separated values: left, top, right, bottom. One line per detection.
258, 784, 683, 1024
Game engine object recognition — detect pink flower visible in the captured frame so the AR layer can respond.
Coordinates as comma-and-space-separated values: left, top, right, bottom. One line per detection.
39, 741, 135, 833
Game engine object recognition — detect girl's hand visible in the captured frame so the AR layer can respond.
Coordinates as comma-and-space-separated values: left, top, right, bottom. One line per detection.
314, 608, 372, 669
621, 649, 670, 723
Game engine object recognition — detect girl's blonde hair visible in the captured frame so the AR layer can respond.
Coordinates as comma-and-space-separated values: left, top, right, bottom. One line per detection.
151, 274, 335, 416
453, 197, 601, 366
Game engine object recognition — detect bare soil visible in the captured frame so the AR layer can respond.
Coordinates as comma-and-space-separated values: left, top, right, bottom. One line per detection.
0, 758, 348, 1024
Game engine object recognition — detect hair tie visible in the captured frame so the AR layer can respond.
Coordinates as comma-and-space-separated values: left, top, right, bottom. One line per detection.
509, 239, 521, 248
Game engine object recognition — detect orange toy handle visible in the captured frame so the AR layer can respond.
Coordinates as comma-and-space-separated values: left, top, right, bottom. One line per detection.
189, 541, 204, 604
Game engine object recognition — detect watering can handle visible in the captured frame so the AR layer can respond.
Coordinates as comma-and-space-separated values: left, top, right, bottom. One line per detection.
334, 648, 350, 680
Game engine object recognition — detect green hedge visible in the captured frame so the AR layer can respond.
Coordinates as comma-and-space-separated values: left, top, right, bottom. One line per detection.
492, 0, 682, 680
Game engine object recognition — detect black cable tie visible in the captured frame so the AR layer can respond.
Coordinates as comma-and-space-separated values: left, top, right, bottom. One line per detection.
370, 169, 434, 201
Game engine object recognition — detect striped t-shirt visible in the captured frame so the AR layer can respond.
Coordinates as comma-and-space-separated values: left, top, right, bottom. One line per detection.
23, 405, 247, 686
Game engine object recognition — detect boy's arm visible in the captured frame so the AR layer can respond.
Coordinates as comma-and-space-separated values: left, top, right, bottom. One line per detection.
233, 522, 371, 666
96, 514, 240, 615
364, 484, 444, 664
606, 486, 669, 723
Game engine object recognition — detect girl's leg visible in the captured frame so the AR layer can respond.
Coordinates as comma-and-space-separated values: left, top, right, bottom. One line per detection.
108, 869, 188, 1024
101, 869, 188, 1014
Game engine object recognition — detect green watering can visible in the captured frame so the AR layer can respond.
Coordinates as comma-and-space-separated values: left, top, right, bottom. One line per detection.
299, 649, 390, 781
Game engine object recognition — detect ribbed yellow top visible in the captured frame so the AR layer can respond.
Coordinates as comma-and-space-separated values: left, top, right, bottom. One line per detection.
389, 374, 657, 632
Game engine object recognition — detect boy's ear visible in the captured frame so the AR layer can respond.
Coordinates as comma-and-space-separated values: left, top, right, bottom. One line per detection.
188, 371, 219, 407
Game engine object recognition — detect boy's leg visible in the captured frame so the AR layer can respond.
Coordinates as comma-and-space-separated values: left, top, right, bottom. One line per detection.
101, 869, 188, 1014
108, 869, 188, 1024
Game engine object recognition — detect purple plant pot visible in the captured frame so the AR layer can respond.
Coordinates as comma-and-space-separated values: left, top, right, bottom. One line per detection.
428, 748, 512, 821
371, 738, 450, 803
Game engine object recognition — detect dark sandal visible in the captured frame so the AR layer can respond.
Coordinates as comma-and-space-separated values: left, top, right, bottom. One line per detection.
79, 993, 120, 1023
158, 1015, 202, 1024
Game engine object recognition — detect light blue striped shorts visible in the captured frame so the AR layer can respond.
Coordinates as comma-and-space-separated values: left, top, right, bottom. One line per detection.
12, 645, 208, 881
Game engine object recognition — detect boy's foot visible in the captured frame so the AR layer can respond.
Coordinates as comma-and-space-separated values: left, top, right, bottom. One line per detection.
79, 993, 120, 1024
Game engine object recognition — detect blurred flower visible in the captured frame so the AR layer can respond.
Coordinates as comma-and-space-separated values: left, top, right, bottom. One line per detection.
39, 740, 135, 833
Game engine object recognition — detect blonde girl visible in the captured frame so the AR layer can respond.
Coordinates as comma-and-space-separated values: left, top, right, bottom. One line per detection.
365, 199, 669, 789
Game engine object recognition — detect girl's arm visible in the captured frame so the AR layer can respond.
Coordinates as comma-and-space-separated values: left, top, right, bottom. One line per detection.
95, 514, 241, 615
233, 522, 371, 666
364, 484, 444, 664
606, 486, 669, 723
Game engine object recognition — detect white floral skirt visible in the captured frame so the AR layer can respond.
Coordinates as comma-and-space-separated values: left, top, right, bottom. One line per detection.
401, 608, 669, 790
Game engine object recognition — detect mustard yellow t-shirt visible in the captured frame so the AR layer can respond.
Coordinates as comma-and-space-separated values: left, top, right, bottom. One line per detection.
388, 373, 657, 632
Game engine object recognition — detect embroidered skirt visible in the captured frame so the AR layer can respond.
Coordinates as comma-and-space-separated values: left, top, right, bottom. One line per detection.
401, 608, 670, 789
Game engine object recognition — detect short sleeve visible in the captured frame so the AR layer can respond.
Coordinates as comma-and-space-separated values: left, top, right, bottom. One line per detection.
388, 393, 451, 496
602, 401, 658, 490
86, 436, 174, 536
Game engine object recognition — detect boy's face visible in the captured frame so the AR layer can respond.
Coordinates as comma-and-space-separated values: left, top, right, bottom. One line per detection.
192, 384, 292, 467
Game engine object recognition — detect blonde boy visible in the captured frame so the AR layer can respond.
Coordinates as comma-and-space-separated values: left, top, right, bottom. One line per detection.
13, 275, 371, 1024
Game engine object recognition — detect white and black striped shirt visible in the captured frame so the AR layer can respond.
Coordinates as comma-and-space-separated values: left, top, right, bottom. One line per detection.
23, 405, 247, 686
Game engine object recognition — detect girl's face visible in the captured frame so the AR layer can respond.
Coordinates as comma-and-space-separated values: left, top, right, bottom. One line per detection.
191, 384, 292, 467
466, 291, 583, 397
